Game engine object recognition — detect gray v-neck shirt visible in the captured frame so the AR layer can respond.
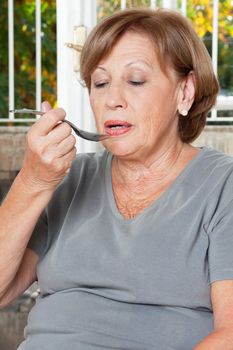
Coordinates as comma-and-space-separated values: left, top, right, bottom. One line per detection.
20, 147, 233, 350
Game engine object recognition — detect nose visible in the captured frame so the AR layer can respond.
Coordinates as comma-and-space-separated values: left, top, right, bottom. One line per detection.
105, 83, 127, 110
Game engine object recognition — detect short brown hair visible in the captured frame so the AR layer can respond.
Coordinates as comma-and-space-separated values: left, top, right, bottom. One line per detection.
80, 8, 219, 143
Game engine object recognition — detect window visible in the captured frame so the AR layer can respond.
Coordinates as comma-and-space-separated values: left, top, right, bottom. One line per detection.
1, 0, 233, 124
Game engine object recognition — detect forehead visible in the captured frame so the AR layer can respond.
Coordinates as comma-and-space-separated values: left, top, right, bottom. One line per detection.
98, 31, 158, 67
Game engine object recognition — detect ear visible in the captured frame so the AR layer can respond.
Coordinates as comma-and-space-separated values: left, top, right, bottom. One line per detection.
177, 71, 195, 116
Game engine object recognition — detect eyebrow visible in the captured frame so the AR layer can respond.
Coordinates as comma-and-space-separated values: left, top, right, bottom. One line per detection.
125, 60, 153, 69
95, 59, 153, 72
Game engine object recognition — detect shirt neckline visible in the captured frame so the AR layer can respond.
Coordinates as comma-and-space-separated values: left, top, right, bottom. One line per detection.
104, 147, 208, 224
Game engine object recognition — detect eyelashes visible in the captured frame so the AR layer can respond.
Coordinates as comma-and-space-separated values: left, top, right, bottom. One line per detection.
94, 82, 108, 88
93, 81, 146, 89
129, 81, 145, 86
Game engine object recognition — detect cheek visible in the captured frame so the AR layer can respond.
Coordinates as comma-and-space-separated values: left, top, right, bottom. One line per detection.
89, 93, 96, 109
90, 95, 101, 117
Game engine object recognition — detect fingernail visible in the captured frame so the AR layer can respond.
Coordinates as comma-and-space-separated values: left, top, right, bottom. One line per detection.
41, 102, 47, 113
41, 101, 52, 113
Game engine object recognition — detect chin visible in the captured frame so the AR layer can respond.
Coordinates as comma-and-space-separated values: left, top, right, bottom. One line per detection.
102, 139, 139, 158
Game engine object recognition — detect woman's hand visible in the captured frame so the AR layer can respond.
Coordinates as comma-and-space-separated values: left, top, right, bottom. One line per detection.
20, 101, 77, 193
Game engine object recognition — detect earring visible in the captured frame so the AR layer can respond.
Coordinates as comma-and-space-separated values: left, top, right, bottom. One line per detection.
180, 109, 188, 116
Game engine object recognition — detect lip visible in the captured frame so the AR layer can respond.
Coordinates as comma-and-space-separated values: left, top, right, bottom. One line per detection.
104, 120, 133, 136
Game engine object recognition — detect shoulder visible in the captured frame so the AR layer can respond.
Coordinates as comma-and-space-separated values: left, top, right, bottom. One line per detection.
185, 147, 233, 212
195, 147, 233, 229
202, 147, 233, 192
201, 146, 233, 169
194, 147, 233, 185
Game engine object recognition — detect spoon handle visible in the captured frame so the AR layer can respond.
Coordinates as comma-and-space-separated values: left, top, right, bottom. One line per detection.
10, 109, 44, 115
9, 109, 108, 142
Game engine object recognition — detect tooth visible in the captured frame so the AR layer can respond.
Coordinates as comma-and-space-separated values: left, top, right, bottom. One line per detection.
110, 125, 126, 129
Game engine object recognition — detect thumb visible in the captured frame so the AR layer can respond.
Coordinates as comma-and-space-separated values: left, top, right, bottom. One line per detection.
41, 101, 52, 113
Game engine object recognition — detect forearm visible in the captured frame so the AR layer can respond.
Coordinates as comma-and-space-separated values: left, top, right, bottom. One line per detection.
0, 170, 53, 297
193, 329, 233, 350
0, 104, 76, 299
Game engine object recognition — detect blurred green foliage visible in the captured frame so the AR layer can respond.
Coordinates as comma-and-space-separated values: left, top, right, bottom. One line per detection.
0, 0, 56, 116
1, 0, 233, 120
186, 0, 233, 95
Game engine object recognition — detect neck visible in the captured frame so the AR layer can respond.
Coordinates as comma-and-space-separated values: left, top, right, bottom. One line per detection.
112, 141, 186, 186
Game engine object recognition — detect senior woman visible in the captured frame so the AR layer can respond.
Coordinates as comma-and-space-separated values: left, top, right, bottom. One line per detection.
0, 7, 233, 350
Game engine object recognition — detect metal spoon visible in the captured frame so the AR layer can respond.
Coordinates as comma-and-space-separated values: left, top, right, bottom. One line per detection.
9, 109, 109, 142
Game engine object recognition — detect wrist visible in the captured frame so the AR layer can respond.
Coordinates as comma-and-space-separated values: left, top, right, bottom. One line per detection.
1, 170, 54, 227
17, 168, 57, 197
14, 172, 54, 206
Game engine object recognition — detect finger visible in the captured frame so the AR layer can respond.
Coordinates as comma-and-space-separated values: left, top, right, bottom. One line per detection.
55, 147, 77, 174
33, 108, 67, 136
41, 101, 52, 113
47, 121, 72, 144
55, 140, 77, 163
56, 135, 76, 157
36, 144, 76, 175
62, 147, 77, 163
44, 134, 76, 160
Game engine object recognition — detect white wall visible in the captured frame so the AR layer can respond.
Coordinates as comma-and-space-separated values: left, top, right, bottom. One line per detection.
56, 0, 98, 153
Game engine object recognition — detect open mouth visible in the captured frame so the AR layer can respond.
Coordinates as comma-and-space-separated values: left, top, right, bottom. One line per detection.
104, 120, 132, 136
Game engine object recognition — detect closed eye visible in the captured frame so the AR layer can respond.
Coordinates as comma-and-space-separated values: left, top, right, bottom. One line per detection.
129, 81, 145, 86
94, 82, 108, 89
